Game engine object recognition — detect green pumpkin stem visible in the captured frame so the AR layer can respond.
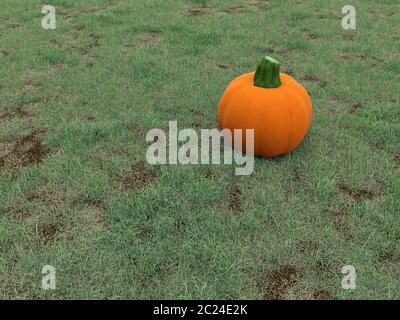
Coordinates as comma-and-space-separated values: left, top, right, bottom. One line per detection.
254, 56, 281, 88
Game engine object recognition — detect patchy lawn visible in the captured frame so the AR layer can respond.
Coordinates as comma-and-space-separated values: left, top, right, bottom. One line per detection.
0, 0, 399, 299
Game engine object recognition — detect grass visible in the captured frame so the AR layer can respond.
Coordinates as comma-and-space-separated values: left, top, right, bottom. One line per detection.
0, 0, 399, 299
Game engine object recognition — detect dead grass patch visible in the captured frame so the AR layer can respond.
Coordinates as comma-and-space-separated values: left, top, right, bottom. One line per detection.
82, 207, 108, 232
117, 161, 157, 192
342, 52, 368, 60
0, 106, 31, 121
339, 184, 381, 202
0, 131, 50, 170
264, 265, 301, 300
302, 29, 319, 40
0, 48, 11, 57
27, 183, 61, 207
217, 5, 245, 14
138, 31, 162, 44
329, 207, 354, 240
203, 168, 215, 180
248, 0, 270, 11
300, 74, 327, 88
227, 183, 242, 212
343, 32, 355, 41
394, 151, 400, 167
349, 102, 363, 113
38, 222, 61, 244
378, 250, 400, 264
82, 5, 109, 14
187, 4, 210, 17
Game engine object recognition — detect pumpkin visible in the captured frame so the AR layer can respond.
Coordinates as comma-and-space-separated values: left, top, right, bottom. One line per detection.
217, 56, 313, 157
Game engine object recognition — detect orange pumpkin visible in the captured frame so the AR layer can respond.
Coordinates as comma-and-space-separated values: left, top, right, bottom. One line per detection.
217, 56, 313, 157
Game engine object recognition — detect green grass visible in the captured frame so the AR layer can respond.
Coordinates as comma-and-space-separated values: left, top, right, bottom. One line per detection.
0, 0, 399, 299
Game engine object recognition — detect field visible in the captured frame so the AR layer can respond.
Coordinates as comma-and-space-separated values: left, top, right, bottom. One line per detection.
0, 0, 399, 299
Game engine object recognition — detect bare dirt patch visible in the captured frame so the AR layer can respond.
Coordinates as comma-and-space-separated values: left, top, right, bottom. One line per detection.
313, 289, 333, 300
0, 48, 11, 57
118, 161, 157, 192
203, 168, 215, 180
216, 63, 229, 69
138, 31, 162, 44
248, 0, 270, 11
82, 5, 109, 14
1, 205, 31, 221
130, 124, 147, 140
73, 197, 105, 211
249, 0, 270, 3
0, 131, 50, 170
342, 52, 368, 60
297, 240, 317, 254
371, 8, 395, 18
186, 2, 247, 18
343, 32, 355, 41
339, 184, 380, 202
300, 75, 327, 88
349, 102, 363, 113
217, 5, 245, 14
187, 4, 210, 17
227, 183, 242, 212
305, 33, 319, 40
38, 222, 61, 244
264, 265, 301, 300
330, 207, 354, 240
0, 106, 31, 121
302, 29, 319, 40
24, 79, 42, 91
292, 170, 302, 182
394, 151, 400, 167
82, 206, 108, 232
378, 250, 400, 264
342, 53, 382, 67
88, 32, 101, 48
208, 59, 230, 69
27, 183, 61, 207
71, 197, 108, 232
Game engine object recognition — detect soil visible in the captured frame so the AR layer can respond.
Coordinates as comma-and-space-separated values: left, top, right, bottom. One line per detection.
227, 183, 242, 212
300, 75, 327, 88
203, 168, 215, 180
118, 161, 157, 192
394, 151, 400, 167
217, 5, 245, 14
187, 4, 210, 17
0, 106, 31, 121
38, 222, 60, 244
339, 184, 380, 202
0, 131, 50, 170
264, 265, 301, 300
349, 102, 363, 113
330, 207, 354, 240
138, 31, 161, 44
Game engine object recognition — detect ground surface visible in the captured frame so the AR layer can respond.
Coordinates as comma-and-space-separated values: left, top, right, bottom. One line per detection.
0, 0, 399, 299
